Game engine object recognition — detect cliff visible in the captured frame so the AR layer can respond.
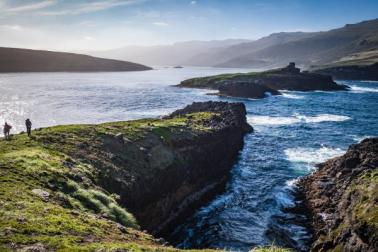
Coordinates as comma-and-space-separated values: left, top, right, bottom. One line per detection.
0, 47, 152, 72
312, 63, 378, 81
0, 101, 252, 251
299, 138, 378, 251
177, 63, 348, 99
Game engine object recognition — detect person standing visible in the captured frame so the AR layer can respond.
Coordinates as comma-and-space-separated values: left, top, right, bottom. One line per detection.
25, 119, 32, 137
3, 122, 12, 140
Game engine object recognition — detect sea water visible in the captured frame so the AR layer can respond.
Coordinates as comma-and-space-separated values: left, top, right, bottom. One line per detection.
1, 68, 377, 251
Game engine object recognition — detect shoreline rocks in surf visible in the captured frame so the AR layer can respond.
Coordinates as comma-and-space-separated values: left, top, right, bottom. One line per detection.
177, 63, 349, 99
0, 101, 252, 251
298, 138, 378, 251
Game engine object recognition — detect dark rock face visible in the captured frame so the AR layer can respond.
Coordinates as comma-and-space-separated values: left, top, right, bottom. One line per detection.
178, 63, 348, 99
299, 138, 378, 251
218, 82, 281, 99
312, 63, 378, 81
0, 47, 152, 72
69, 101, 252, 237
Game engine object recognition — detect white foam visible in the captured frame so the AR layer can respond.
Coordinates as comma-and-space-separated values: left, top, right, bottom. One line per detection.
247, 113, 351, 126
350, 86, 378, 93
285, 178, 299, 188
281, 93, 305, 99
353, 135, 376, 143
284, 146, 345, 170
295, 113, 351, 123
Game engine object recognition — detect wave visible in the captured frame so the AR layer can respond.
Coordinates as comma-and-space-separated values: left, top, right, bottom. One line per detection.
281, 93, 305, 99
284, 146, 345, 170
352, 135, 376, 143
247, 113, 351, 126
350, 86, 378, 93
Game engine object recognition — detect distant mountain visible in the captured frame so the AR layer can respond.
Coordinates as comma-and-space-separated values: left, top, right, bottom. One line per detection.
182, 32, 319, 67
216, 18, 378, 68
0, 47, 152, 72
89, 39, 250, 66
88, 18, 378, 69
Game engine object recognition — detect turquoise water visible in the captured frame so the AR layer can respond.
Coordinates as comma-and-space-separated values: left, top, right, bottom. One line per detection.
1, 68, 377, 251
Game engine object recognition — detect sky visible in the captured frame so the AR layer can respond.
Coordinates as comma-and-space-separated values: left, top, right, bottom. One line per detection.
0, 0, 378, 51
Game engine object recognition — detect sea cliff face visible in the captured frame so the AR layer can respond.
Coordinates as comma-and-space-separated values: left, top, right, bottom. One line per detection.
312, 63, 378, 81
299, 138, 378, 252
177, 63, 348, 99
0, 101, 251, 251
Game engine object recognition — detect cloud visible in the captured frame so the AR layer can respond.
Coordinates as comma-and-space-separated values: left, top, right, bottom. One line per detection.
83, 36, 95, 41
1, 0, 57, 13
1, 24, 22, 31
190, 1, 197, 5
153, 21, 168, 27
40, 0, 147, 16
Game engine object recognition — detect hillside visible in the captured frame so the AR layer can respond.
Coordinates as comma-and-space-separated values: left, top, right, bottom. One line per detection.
0, 102, 254, 251
0, 47, 152, 72
217, 19, 378, 68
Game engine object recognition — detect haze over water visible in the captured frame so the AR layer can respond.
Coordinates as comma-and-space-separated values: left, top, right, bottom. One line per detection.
1, 68, 378, 251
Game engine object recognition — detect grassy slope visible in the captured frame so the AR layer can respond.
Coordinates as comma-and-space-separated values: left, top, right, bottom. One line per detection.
0, 113, 220, 251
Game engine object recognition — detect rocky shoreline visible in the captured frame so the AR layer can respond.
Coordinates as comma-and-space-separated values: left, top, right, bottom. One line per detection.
177, 63, 349, 99
299, 138, 378, 251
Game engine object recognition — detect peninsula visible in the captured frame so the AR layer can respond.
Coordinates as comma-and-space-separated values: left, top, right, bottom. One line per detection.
177, 63, 348, 99
0, 47, 152, 72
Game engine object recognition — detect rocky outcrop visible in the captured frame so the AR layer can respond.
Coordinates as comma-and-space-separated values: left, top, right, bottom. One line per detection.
299, 138, 378, 251
177, 63, 348, 99
312, 63, 378, 81
0, 101, 252, 250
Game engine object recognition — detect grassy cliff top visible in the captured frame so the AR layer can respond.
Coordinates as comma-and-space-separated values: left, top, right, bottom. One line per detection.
0, 112, 220, 251
0, 107, 289, 251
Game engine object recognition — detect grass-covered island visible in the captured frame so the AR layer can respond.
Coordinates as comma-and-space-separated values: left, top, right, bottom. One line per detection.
0, 101, 257, 251
177, 63, 349, 99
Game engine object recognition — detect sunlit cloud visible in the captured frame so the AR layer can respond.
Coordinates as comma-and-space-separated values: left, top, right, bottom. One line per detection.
2, 0, 57, 13
153, 22, 168, 27
40, 0, 147, 16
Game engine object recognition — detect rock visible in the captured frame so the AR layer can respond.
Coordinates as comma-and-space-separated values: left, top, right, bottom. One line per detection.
299, 138, 378, 251
218, 81, 281, 99
31, 189, 50, 201
19, 243, 47, 252
115, 133, 124, 144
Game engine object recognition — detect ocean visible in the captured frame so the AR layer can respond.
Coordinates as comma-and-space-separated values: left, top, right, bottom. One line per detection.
1, 67, 377, 251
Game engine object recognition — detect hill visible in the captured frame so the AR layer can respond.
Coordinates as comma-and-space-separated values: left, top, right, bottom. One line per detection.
0, 47, 152, 72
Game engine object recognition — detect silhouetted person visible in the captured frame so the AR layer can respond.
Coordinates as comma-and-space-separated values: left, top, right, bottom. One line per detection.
3, 122, 12, 140
25, 119, 32, 137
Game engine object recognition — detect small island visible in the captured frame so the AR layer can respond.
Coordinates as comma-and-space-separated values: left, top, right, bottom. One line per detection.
177, 63, 349, 99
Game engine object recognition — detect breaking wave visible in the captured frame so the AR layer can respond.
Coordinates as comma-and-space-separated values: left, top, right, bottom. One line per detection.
247, 113, 351, 126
